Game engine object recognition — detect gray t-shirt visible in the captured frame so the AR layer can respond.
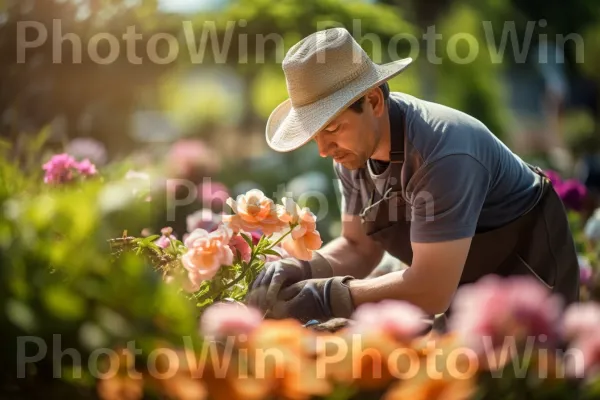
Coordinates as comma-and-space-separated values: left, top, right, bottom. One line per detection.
335, 92, 543, 243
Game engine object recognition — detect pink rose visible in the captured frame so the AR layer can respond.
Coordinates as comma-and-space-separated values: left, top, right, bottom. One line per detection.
566, 335, 600, 378
349, 300, 428, 342
562, 302, 600, 341
182, 226, 234, 281
448, 275, 562, 354
200, 302, 262, 338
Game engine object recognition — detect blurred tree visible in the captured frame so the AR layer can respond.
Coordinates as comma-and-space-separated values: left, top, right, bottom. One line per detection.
0, 0, 178, 161
182, 0, 416, 132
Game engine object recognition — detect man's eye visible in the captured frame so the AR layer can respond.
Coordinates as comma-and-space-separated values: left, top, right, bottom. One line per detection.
327, 125, 340, 133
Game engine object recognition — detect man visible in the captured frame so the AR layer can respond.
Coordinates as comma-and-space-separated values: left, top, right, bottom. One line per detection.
248, 27, 580, 323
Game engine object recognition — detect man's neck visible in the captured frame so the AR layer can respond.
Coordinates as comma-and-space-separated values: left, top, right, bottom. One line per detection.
369, 103, 392, 162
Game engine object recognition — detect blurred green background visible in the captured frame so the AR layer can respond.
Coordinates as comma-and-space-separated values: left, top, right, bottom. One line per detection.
2, 0, 600, 397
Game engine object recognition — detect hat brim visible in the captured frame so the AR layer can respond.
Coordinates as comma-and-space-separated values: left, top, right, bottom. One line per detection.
265, 57, 413, 153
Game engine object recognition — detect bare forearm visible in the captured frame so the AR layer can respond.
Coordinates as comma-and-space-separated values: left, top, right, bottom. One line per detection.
318, 236, 383, 279
348, 267, 451, 315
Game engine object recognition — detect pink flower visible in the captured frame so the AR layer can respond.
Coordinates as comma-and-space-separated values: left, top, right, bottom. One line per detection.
166, 139, 220, 180
566, 335, 600, 379
349, 300, 428, 342
251, 231, 262, 245
155, 234, 176, 249
200, 302, 262, 338
228, 234, 251, 263
562, 302, 600, 341
182, 226, 234, 281
75, 159, 97, 176
199, 180, 230, 210
42, 153, 78, 184
448, 275, 562, 354
186, 209, 221, 233
42, 153, 98, 184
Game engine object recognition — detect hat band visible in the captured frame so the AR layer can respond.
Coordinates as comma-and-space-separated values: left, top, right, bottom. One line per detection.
290, 61, 372, 108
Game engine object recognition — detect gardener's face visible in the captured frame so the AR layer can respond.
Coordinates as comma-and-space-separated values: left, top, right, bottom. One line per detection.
313, 88, 386, 170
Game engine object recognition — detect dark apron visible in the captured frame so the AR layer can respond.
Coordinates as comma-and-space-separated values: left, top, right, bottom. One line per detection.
359, 104, 580, 309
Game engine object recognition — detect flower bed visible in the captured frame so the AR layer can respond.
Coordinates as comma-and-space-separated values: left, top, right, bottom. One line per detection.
3, 148, 600, 399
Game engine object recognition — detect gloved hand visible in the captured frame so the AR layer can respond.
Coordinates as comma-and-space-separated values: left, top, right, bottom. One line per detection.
247, 252, 333, 311
268, 276, 356, 323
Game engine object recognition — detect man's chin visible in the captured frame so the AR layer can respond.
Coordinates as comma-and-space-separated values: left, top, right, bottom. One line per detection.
339, 158, 366, 170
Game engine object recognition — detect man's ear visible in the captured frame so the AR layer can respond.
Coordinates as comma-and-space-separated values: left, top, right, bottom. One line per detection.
366, 87, 386, 118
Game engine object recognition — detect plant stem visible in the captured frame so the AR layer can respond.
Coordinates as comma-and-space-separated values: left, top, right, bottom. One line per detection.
265, 226, 293, 250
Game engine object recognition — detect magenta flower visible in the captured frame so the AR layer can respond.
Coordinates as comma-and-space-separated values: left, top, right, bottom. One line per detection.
556, 179, 587, 211
349, 300, 428, 342
199, 302, 262, 338
76, 159, 97, 176
42, 153, 98, 184
42, 153, 78, 184
448, 275, 562, 353
228, 234, 251, 263
544, 169, 563, 186
251, 231, 262, 245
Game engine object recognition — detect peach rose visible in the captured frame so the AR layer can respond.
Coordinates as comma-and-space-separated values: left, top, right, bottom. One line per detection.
276, 197, 300, 224
282, 207, 322, 261
182, 226, 234, 281
224, 190, 286, 235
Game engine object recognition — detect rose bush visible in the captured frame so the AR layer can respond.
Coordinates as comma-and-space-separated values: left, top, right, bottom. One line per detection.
6, 145, 600, 400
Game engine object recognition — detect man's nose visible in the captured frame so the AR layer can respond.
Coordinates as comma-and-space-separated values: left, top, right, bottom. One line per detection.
314, 135, 334, 158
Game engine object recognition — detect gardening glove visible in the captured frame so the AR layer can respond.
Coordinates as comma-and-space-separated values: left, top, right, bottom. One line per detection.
268, 276, 355, 323
247, 252, 333, 311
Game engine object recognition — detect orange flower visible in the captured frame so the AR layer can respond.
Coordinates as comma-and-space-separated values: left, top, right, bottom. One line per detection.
282, 207, 322, 261
224, 190, 287, 235
383, 334, 477, 400
147, 349, 207, 400
246, 319, 332, 400
182, 226, 234, 282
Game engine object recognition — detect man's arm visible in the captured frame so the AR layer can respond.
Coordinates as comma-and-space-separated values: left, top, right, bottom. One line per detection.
317, 213, 385, 279
348, 154, 490, 314
348, 238, 471, 314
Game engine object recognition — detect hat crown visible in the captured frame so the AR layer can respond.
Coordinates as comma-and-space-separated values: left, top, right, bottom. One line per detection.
282, 28, 372, 107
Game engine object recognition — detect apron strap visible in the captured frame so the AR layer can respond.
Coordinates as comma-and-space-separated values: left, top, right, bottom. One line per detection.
388, 98, 406, 193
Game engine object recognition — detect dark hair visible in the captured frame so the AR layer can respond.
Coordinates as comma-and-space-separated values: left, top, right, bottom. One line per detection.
348, 82, 390, 113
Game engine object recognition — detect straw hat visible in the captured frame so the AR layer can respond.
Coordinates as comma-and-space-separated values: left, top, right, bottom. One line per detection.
266, 27, 412, 152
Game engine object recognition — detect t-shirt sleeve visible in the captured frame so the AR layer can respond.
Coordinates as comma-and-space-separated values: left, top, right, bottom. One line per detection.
408, 154, 491, 243
333, 162, 363, 215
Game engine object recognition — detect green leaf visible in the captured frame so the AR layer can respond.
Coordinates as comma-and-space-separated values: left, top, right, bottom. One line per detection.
240, 233, 254, 249
142, 234, 160, 244
262, 248, 281, 257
